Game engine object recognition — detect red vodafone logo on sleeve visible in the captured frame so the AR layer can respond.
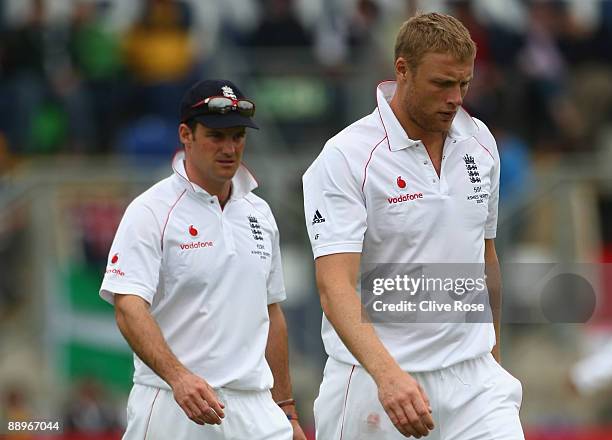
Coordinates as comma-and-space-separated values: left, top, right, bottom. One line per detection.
106, 252, 125, 276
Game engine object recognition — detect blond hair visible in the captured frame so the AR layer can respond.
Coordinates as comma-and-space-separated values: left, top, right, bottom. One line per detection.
394, 12, 476, 70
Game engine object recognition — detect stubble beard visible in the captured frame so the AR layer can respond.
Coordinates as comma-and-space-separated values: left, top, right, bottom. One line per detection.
406, 103, 447, 135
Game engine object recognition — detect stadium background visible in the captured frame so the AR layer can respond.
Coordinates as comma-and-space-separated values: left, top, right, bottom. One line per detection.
0, 0, 611, 439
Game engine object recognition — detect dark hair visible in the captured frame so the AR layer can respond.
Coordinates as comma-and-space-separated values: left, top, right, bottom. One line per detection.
185, 119, 199, 133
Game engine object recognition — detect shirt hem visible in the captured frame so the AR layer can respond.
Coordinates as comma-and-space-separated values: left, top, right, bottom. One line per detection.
267, 291, 287, 305
313, 242, 363, 259
99, 282, 155, 305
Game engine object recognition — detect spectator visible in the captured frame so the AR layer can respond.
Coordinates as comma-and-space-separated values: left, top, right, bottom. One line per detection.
1, 0, 49, 152
1, 386, 34, 440
66, 0, 125, 152
248, 0, 311, 48
517, 1, 583, 150
63, 378, 119, 434
122, 0, 197, 123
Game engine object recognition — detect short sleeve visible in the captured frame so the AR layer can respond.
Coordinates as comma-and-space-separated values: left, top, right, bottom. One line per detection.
266, 213, 286, 305
485, 140, 500, 239
302, 146, 367, 258
99, 201, 162, 305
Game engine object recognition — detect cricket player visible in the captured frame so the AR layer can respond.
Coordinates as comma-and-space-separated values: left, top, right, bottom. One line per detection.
100, 79, 306, 440
303, 13, 524, 439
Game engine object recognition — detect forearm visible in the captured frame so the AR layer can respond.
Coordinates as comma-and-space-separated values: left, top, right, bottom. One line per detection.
317, 261, 401, 383
115, 294, 188, 387
266, 303, 293, 402
325, 289, 400, 381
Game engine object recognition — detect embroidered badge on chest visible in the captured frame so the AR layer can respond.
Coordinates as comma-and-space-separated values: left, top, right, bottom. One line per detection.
463, 154, 481, 184
248, 215, 264, 241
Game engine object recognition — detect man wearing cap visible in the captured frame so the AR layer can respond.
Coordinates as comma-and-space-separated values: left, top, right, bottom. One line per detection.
100, 79, 306, 440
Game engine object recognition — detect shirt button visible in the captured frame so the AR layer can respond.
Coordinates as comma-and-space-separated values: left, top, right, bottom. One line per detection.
432, 179, 436, 183
210, 200, 214, 204
423, 160, 428, 165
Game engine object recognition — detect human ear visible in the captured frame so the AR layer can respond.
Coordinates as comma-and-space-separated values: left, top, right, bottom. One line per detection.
178, 123, 194, 146
395, 57, 410, 81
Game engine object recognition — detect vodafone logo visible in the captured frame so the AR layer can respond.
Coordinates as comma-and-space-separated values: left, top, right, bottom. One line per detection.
180, 225, 213, 250
387, 193, 424, 204
107, 252, 124, 275
180, 241, 214, 250
397, 176, 406, 189
106, 267, 125, 276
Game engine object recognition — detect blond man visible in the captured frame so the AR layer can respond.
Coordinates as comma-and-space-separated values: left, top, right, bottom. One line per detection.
303, 13, 524, 439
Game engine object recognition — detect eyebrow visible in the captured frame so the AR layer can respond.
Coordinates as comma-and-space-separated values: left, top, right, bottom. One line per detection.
433, 76, 473, 83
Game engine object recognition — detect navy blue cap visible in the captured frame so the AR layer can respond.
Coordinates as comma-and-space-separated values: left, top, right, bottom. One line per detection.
180, 79, 258, 129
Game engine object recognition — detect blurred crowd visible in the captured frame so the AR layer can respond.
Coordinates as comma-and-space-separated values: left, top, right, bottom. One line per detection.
1, 379, 124, 439
0, 0, 611, 160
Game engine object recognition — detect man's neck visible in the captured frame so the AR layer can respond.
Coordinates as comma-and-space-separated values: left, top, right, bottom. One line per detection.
184, 161, 232, 206
389, 95, 445, 153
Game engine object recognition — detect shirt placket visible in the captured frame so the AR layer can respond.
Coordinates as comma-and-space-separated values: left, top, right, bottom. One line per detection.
439, 137, 456, 196
220, 200, 236, 256
416, 142, 441, 193
206, 195, 236, 256
416, 139, 454, 196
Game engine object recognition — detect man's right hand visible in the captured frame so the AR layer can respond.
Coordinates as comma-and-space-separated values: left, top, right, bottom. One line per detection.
375, 367, 435, 438
113, 294, 225, 426
170, 371, 226, 425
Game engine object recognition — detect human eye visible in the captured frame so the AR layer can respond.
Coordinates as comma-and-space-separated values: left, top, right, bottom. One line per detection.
433, 79, 453, 88
207, 131, 223, 139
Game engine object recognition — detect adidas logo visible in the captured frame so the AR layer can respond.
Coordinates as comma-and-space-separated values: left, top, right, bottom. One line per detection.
312, 210, 326, 225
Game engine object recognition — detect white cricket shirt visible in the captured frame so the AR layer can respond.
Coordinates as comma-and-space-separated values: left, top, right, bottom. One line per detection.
100, 151, 286, 391
303, 81, 500, 371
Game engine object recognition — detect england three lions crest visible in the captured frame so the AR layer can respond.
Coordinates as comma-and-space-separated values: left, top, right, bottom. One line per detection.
222, 85, 237, 100
463, 154, 481, 184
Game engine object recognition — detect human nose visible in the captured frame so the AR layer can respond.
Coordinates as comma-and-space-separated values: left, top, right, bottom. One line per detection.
447, 85, 463, 108
220, 139, 237, 155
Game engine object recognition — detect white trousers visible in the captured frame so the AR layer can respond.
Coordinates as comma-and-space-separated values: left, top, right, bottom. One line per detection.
123, 384, 293, 440
314, 354, 524, 440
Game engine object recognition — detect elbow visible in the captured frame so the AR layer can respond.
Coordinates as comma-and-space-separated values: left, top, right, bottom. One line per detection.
319, 291, 331, 317
114, 302, 129, 333
316, 280, 335, 319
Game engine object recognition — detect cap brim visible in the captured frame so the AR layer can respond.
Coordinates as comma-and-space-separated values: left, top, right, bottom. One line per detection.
193, 113, 259, 129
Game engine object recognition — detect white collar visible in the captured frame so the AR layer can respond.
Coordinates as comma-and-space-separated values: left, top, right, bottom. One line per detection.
376, 80, 479, 151
172, 150, 258, 200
